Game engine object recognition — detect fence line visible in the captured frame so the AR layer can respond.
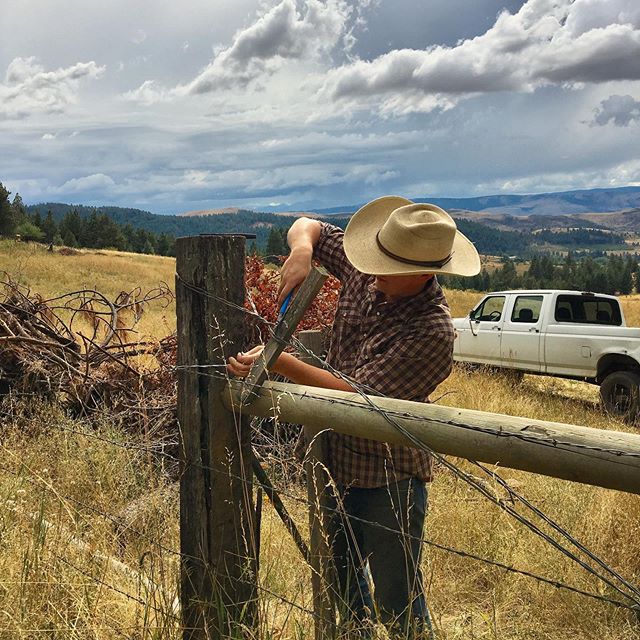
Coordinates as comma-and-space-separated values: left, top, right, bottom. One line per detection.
1, 410, 637, 613
3, 238, 640, 637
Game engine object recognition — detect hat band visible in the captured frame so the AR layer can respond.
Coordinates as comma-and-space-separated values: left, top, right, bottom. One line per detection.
376, 231, 454, 268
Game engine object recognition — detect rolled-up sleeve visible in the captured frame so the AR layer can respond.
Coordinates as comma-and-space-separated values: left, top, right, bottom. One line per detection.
313, 223, 356, 283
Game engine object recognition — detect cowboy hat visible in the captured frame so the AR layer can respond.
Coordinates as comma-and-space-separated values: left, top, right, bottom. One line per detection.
343, 195, 481, 277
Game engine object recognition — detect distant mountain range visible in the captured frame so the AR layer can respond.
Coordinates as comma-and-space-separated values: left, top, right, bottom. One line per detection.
26, 185, 640, 257
308, 186, 640, 218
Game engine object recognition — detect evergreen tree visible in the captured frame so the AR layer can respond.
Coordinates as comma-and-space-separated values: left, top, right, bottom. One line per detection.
81, 211, 100, 247
618, 257, 634, 295
561, 252, 577, 289
266, 226, 286, 256
11, 193, 27, 227
61, 228, 78, 247
494, 258, 519, 290
142, 238, 155, 254
156, 233, 174, 256
32, 210, 43, 230
59, 210, 84, 244
42, 210, 58, 243
0, 183, 18, 236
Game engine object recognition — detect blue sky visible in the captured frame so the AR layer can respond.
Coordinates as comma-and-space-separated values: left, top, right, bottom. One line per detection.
1, 0, 639, 214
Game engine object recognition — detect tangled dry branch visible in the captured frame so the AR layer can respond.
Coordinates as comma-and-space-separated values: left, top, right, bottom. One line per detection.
0, 257, 338, 458
0, 274, 177, 441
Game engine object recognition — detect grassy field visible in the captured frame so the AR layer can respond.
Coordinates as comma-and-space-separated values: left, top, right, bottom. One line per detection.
1, 239, 640, 639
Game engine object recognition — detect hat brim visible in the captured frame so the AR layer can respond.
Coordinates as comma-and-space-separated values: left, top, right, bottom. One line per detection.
343, 195, 481, 277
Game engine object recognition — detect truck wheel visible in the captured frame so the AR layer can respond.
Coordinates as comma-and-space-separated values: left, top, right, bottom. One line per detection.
600, 371, 640, 423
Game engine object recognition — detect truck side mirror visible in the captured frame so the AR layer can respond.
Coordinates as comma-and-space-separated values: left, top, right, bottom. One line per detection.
469, 309, 476, 320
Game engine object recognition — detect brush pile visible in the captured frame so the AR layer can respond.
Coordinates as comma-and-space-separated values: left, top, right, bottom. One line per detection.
0, 274, 176, 438
0, 257, 339, 446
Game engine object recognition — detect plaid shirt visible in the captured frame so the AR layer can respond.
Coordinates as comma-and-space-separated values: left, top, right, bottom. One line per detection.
313, 222, 455, 488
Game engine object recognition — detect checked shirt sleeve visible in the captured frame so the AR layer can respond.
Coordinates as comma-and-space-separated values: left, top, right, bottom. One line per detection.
352, 325, 454, 402
312, 222, 356, 283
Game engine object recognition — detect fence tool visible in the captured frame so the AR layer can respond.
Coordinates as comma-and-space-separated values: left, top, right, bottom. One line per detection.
239, 265, 328, 405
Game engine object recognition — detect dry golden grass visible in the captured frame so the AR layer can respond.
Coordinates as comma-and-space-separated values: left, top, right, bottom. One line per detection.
1, 242, 640, 638
0, 239, 176, 339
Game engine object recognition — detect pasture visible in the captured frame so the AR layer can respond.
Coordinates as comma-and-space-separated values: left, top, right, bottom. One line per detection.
1, 239, 639, 639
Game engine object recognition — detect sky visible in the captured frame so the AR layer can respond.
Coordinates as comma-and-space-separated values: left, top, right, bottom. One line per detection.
1, 0, 639, 214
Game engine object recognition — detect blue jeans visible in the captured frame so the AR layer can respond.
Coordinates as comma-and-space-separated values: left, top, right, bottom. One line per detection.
329, 477, 433, 638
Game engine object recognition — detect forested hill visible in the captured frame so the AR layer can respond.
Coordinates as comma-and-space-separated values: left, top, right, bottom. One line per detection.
27, 202, 281, 240
26, 202, 303, 250
26, 202, 531, 256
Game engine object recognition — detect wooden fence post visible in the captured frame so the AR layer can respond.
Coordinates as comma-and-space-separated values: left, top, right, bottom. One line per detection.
176, 235, 256, 639
298, 330, 337, 640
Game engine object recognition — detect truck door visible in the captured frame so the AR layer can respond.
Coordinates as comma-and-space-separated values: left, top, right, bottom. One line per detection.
500, 294, 544, 372
458, 295, 506, 364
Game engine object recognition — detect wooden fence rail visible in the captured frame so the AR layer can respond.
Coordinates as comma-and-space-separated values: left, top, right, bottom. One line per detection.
224, 378, 640, 495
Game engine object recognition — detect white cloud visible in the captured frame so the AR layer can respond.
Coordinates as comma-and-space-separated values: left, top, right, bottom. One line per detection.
55, 173, 116, 194
0, 57, 105, 118
121, 80, 171, 105
476, 158, 640, 194
592, 94, 640, 126
124, 0, 352, 102
183, 0, 350, 94
322, 0, 640, 115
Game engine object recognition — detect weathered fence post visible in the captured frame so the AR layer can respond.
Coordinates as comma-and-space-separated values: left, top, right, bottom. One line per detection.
298, 330, 337, 640
176, 235, 256, 639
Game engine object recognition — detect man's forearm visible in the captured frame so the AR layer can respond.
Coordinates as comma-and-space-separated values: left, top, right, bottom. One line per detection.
278, 217, 323, 304
286, 217, 322, 255
272, 352, 354, 393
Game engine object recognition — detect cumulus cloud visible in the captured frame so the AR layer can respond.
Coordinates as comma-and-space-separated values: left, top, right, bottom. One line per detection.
592, 94, 640, 126
54, 173, 116, 194
124, 0, 353, 102
322, 0, 640, 115
183, 0, 350, 94
0, 57, 105, 118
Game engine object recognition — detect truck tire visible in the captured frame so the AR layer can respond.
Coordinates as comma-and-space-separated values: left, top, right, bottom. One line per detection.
600, 371, 640, 423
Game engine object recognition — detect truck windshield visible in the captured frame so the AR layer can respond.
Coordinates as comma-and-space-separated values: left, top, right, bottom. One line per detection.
554, 295, 622, 326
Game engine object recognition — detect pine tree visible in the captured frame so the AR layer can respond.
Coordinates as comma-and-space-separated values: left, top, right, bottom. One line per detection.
11, 193, 26, 227
60, 210, 83, 245
266, 226, 286, 256
42, 210, 58, 243
32, 210, 43, 230
0, 183, 17, 236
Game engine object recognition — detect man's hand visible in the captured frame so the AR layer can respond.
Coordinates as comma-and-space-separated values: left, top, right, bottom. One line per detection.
226, 345, 265, 378
277, 247, 312, 306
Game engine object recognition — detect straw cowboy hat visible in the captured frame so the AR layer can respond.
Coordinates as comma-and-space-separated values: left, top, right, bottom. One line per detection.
343, 195, 481, 277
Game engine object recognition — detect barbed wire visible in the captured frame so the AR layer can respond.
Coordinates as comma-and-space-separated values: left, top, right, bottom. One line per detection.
173, 274, 640, 609
2, 268, 639, 630
4, 391, 639, 617
171, 360, 640, 607
1, 413, 637, 613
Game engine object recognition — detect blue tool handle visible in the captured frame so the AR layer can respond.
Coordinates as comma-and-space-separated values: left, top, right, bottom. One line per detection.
278, 291, 293, 319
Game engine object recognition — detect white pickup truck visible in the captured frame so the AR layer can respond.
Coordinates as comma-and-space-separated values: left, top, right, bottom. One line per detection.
452, 290, 640, 421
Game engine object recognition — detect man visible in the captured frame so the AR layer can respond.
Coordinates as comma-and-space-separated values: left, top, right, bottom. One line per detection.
228, 196, 480, 637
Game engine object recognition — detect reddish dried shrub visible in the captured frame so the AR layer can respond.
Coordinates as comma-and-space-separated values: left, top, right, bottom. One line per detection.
244, 255, 339, 342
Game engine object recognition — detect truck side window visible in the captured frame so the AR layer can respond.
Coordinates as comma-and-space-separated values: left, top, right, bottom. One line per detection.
511, 295, 543, 323
474, 296, 506, 321
554, 295, 622, 325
